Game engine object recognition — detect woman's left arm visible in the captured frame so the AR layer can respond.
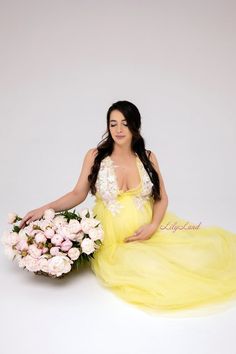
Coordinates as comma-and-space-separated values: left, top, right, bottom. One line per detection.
149, 151, 168, 231
124, 151, 168, 242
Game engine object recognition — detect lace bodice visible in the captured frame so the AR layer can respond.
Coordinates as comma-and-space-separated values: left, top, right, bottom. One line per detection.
94, 154, 154, 215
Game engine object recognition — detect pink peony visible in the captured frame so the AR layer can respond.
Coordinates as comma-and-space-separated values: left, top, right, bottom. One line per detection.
88, 227, 103, 241
43, 208, 55, 221
81, 238, 95, 255
80, 219, 93, 233
60, 239, 73, 252
7, 212, 17, 224
38, 257, 48, 272
8, 232, 20, 246
51, 234, 64, 246
47, 255, 72, 277
68, 219, 82, 233
16, 239, 29, 251
75, 231, 84, 241
50, 247, 60, 256
35, 233, 47, 244
24, 255, 41, 272
68, 247, 80, 260
44, 228, 55, 239
28, 244, 42, 258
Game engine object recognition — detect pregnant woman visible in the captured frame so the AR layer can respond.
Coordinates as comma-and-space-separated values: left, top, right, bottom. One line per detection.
19, 100, 236, 315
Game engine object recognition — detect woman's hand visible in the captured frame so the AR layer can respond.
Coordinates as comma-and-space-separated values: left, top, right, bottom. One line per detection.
124, 223, 158, 243
19, 207, 47, 230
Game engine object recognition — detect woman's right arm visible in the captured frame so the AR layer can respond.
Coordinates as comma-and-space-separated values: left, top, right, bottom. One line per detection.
19, 148, 98, 229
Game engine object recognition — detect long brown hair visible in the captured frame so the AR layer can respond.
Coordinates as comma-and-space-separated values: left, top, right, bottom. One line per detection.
88, 100, 161, 201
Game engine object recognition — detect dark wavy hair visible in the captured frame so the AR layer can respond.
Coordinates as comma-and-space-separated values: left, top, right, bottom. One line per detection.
88, 100, 161, 201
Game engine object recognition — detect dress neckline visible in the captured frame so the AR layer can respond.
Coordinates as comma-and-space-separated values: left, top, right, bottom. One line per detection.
107, 154, 142, 193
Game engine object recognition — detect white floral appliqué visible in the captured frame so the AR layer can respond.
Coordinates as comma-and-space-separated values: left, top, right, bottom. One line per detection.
133, 158, 153, 210
95, 155, 153, 215
95, 157, 124, 215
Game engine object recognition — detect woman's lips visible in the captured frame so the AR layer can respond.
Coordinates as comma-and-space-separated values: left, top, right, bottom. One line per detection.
116, 136, 125, 138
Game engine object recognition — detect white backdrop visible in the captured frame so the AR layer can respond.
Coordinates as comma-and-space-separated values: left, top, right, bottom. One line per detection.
0, 1, 236, 354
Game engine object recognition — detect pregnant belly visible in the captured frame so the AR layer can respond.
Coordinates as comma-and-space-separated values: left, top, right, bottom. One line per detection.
92, 195, 153, 244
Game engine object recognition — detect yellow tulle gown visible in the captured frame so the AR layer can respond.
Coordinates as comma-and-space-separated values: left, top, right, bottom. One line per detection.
90, 154, 236, 316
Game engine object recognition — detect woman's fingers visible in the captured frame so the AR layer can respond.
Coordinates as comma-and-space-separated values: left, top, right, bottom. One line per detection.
19, 215, 31, 229
19, 209, 45, 229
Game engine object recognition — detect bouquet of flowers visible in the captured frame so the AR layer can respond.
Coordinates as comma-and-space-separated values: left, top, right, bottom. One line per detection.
1, 208, 103, 278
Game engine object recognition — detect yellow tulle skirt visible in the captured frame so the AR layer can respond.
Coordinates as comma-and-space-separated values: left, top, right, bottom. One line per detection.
90, 188, 236, 317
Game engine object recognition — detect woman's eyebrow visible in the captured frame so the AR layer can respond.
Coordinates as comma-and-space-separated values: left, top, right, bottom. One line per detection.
110, 119, 127, 122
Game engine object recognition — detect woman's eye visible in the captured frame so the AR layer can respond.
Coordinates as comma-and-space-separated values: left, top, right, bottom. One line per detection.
110, 123, 128, 127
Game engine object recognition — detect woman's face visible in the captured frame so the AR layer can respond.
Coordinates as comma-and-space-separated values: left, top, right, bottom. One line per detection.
109, 110, 133, 146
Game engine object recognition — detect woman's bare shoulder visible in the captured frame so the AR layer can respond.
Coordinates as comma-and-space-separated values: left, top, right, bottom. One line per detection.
84, 147, 98, 164
145, 149, 159, 165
